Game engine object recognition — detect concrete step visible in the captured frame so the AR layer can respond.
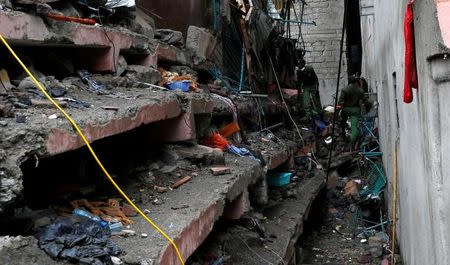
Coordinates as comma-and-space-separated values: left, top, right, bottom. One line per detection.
194, 172, 326, 265
0, 88, 214, 210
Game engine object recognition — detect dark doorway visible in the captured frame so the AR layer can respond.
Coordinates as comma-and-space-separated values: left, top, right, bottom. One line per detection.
346, 0, 363, 76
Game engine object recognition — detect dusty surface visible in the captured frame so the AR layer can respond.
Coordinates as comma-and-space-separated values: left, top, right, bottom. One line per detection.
247, 131, 297, 169
299, 210, 370, 265
113, 153, 262, 265
0, 236, 65, 265
0, 82, 214, 211
0, 148, 264, 265
186, 172, 326, 265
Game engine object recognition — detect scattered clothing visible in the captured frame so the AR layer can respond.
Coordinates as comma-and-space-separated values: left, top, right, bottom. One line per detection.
78, 70, 107, 94
38, 216, 121, 265
227, 144, 259, 162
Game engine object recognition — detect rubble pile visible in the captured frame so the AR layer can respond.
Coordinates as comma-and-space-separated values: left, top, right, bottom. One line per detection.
0, 0, 399, 264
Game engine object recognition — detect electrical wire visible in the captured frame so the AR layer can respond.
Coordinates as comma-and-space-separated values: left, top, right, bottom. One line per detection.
264, 245, 286, 265
289, 0, 303, 49
268, 56, 304, 145
97, 9, 117, 73
238, 235, 274, 265
0, 34, 185, 265
326, 0, 348, 179
391, 140, 398, 265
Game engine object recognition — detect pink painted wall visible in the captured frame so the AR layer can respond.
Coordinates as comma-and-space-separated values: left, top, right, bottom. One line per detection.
435, 0, 450, 48
138, 0, 209, 37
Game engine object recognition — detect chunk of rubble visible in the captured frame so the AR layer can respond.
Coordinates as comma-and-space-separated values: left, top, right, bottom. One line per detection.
156, 29, 184, 46
126, 65, 161, 84
162, 144, 225, 165
210, 166, 231, 176
186, 26, 217, 68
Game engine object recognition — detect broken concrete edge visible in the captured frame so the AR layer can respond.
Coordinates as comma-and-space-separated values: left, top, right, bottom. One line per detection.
157, 160, 263, 265
45, 98, 181, 155
282, 176, 326, 263
0, 11, 158, 73
0, 92, 217, 212
192, 171, 326, 265
265, 141, 297, 170
259, 173, 326, 264
45, 93, 216, 155
186, 26, 218, 68
104, 155, 263, 265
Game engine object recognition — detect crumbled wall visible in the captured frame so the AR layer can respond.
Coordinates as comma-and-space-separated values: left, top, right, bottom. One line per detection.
290, 0, 348, 106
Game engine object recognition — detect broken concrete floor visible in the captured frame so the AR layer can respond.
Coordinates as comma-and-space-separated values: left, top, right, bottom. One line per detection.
0, 85, 215, 210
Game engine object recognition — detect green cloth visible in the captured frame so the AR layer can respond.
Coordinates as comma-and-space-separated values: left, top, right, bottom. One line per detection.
338, 82, 371, 146
302, 85, 321, 118
342, 107, 360, 144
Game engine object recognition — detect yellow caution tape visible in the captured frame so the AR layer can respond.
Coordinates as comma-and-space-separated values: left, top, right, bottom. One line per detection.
0, 34, 185, 265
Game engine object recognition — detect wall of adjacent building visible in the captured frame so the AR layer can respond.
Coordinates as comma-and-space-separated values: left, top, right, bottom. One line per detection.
290, 0, 348, 106
361, 0, 450, 264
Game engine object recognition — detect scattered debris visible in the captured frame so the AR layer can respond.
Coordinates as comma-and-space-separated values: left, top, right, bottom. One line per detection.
171, 205, 189, 210
38, 216, 121, 265
48, 114, 58, 119
77, 70, 107, 93
155, 29, 184, 46
154, 185, 168, 193
31, 98, 67, 108
172, 176, 192, 189
210, 166, 230, 176
101, 106, 120, 111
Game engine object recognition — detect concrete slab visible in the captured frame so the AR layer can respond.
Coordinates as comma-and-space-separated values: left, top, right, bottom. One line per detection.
0, 88, 215, 210
0, 11, 157, 72
205, 172, 326, 265
0, 11, 51, 41
110, 154, 264, 265
0, 127, 299, 264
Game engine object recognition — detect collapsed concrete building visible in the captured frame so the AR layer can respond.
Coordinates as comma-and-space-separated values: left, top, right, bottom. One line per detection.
0, 1, 333, 264
2, 0, 438, 264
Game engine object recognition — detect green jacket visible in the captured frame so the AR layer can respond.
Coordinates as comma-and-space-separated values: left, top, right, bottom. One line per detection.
338, 83, 369, 108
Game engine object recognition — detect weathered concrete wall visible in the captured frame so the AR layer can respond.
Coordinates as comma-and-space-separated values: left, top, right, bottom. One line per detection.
362, 0, 450, 264
291, 0, 348, 106
359, 0, 376, 93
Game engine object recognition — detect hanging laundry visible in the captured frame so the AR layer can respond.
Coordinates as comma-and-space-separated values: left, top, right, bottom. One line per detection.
403, 0, 418, 103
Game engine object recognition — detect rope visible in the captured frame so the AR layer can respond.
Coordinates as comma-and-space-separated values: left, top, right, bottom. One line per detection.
391, 141, 399, 265
0, 34, 185, 265
268, 56, 304, 144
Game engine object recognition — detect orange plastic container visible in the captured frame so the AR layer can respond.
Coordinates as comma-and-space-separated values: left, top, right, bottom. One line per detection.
219, 121, 240, 137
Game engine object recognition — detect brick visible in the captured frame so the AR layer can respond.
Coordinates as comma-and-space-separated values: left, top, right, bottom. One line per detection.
172, 176, 192, 189
210, 166, 231, 176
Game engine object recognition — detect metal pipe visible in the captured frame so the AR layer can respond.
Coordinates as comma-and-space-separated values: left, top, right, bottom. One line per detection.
273, 18, 316, 25
326, 0, 349, 179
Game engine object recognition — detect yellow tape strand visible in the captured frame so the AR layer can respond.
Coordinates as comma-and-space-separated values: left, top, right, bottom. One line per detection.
0, 34, 185, 265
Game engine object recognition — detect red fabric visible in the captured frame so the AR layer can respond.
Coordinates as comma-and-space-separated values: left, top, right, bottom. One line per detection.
202, 133, 229, 150
404, 0, 418, 103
